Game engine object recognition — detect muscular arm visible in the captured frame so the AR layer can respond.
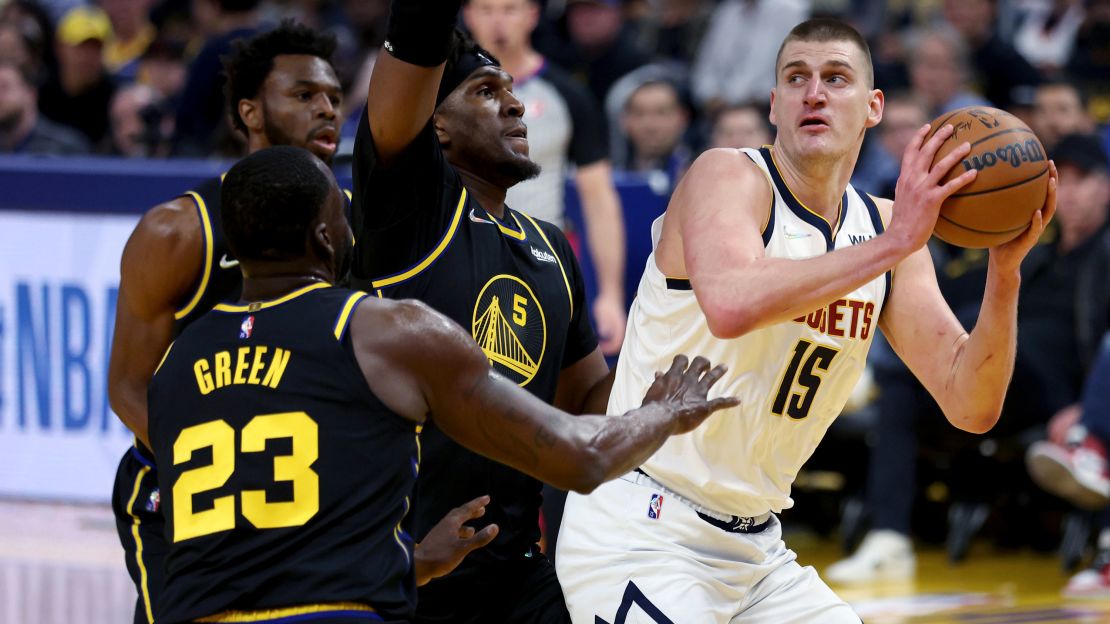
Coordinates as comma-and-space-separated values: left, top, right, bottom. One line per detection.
666, 128, 976, 339
363, 0, 459, 167
553, 347, 613, 415
574, 161, 627, 354
107, 198, 204, 445
879, 165, 1058, 434
351, 299, 735, 493
665, 149, 909, 338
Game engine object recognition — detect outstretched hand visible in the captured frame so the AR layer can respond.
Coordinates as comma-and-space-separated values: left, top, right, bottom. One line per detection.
642, 355, 740, 434
414, 495, 499, 587
991, 160, 1057, 272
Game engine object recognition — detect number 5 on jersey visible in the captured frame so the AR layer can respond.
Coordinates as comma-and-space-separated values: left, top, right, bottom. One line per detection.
771, 339, 840, 420
172, 411, 319, 542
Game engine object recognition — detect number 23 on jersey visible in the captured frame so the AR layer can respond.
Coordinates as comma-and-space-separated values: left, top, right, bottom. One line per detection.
172, 411, 319, 542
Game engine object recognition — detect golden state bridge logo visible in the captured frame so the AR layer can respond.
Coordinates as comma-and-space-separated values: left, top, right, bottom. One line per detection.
472, 275, 546, 386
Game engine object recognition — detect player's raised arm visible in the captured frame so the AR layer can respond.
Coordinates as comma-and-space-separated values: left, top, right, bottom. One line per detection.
349, 298, 738, 493
107, 199, 205, 446
364, 0, 459, 166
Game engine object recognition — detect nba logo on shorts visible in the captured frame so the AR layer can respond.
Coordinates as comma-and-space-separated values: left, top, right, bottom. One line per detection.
240, 315, 255, 339
647, 493, 663, 520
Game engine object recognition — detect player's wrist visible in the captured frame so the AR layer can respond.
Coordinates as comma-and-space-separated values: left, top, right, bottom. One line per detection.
384, 0, 463, 67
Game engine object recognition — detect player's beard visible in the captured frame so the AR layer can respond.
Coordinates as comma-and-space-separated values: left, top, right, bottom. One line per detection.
262, 116, 335, 165
500, 154, 541, 186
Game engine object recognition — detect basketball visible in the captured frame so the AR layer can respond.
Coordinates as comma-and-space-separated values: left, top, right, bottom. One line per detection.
926, 106, 1050, 248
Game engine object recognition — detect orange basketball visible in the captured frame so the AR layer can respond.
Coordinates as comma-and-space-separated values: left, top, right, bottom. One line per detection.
926, 106, 1049, 248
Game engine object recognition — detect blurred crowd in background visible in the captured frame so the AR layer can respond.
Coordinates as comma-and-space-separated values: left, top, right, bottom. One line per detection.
4, 0, 1110, 598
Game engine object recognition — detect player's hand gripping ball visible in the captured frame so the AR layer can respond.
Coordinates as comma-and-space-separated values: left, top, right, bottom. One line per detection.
926, 106, 1050, 248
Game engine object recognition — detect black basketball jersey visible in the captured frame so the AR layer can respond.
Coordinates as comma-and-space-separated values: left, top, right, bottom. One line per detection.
172, 177, 355, 336
148, 284, 418, 623
350, 117, 598, 563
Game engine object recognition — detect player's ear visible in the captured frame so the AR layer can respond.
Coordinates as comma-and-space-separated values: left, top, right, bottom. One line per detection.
239, 98, 263, 133
311, 221, 334, 266
768, 89, 777, 127
433, 111, 451, 149
865, 89, 884, 130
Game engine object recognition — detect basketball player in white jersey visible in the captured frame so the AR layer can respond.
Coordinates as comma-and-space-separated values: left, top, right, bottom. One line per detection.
556, 18, 1058, 623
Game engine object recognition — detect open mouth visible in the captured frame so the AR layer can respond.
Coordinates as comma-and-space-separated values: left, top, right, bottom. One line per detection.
310, 127, 338, 151
800, 116, 829, 129
505, 125, 528, 140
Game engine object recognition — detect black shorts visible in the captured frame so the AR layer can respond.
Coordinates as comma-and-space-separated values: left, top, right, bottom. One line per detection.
414, 552, 570, 624
111, 445, 167, 624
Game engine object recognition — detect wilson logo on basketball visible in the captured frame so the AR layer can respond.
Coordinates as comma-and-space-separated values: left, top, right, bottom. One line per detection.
960, 139, 1046, 172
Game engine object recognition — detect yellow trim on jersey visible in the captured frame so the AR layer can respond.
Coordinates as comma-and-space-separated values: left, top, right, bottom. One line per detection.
154, 341, 175, 375
195, 602, 377, 622
371, 189, 467, 289
126, 466, 155, 624
343, 189, 352, 203
213, 282, 331, 313
518, 212, 573, 315
768, 148, 843, 234
333, 292, 368, 340
174, 191, 215, 320
392, 496, 412, 564
490, 211, 527, 240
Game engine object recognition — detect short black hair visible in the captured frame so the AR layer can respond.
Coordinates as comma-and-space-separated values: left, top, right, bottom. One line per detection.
222, 19, 337, 135
221, 146, 334, 262
775, 18, 874, 88
1038, 77, 1089, 110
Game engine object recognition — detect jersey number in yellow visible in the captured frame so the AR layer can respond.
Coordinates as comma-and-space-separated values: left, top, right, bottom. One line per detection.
172, 411, 319, 542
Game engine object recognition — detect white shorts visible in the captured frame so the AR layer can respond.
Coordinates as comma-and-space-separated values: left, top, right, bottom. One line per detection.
555, 472, 860, 624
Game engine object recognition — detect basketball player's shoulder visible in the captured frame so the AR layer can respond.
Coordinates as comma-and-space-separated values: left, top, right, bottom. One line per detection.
865, 193, 894, 228
686, 148, 767, 189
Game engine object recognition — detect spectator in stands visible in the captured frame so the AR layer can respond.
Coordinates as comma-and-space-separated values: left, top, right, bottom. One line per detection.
690, 0, 807, 118
99, 0, 156, 82
851, 94, 928, 197
626, 0, 712, 64
618, 79, 691, 193
171, 0, 262, 156
108, 82, 171, 157
550, 0, 651, 106
943, 0, 1042, 111
827, 132, 1110, 585
1027, 332, 1110, 598
0, 60, 89, 154
1033, 80, 1095, 152
1012, 0, 1084, 75
136, 37, 188, 103
37, 5, 116, 146
1066, 0, 1110, 91
464, 0, 628, 356
0, 0, 58, 84
907, 26, 991, 117
0, 17, 46, 83
708, 102, 772, 150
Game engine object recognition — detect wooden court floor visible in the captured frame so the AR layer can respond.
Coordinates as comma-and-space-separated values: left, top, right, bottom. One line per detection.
4, 500, 1110, 623
793, 531, 1110, 623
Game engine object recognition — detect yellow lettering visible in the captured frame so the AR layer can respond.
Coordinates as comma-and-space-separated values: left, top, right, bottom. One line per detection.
512, 294, 527, 326
193, 359, 214, 395
248, 346, 268, 385
262, 348, 291, 388
214, 351, 232, 388
234, 347, 250, 385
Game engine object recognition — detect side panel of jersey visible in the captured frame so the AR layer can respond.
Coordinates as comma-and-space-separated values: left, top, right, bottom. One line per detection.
149, 285, 418, 623
614, 147, 890, 517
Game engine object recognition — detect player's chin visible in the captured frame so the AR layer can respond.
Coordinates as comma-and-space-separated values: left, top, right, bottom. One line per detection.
501, 153, 541, 184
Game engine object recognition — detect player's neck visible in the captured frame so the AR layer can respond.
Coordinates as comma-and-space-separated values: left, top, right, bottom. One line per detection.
457, 169, 509, 219
772, 143, 856, 225
239, 267, 333, 302
499, 49, 543, 84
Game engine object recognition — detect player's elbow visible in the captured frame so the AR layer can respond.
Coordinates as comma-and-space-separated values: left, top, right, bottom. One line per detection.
702, 301, 758, 340
947, 409, 1001, 435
